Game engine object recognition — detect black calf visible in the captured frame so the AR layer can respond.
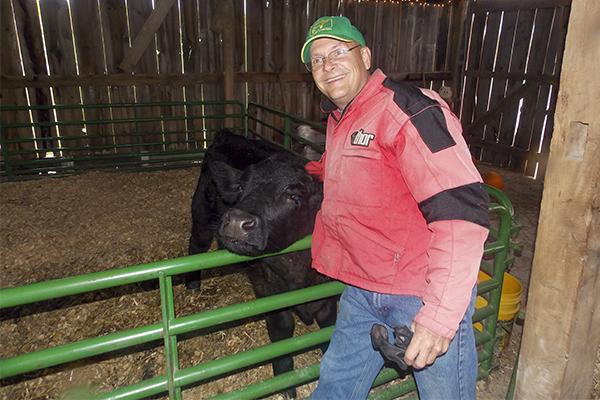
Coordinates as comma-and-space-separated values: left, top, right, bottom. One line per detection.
188, 129, 337, 398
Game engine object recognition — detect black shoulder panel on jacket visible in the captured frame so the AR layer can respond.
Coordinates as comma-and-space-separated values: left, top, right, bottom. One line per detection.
382, 78, 456, 153
418, 183, 490, 228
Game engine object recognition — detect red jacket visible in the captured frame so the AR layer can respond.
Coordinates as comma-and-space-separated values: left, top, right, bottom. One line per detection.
306, 69, 490, 339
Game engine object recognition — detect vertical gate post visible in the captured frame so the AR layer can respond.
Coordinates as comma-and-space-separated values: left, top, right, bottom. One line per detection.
159, 272, 182, 400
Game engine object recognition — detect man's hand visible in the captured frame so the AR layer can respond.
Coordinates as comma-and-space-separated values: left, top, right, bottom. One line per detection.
403, 322, 451, 369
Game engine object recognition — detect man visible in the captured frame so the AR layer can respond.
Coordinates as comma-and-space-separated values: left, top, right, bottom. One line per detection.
301, 16, 490, 399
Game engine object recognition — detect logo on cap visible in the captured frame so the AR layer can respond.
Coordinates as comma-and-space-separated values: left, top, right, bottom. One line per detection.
310, 18, 333, 35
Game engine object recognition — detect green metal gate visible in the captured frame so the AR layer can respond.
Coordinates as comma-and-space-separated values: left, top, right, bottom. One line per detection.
0, 101, 518, 398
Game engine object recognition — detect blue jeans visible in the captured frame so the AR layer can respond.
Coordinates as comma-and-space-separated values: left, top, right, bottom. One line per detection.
311, 285, 478, 400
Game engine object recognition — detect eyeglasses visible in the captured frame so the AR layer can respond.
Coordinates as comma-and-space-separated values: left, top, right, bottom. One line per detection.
305, 44, 361, 72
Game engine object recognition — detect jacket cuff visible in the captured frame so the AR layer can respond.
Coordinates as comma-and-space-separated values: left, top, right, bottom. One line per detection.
414, 310, 456, 340
304, 161, 323, 181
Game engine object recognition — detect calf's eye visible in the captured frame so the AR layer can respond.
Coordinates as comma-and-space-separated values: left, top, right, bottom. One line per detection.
286, 194, 301, 206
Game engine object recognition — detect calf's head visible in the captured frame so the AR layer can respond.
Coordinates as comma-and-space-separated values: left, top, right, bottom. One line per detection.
209, 155, 322, 256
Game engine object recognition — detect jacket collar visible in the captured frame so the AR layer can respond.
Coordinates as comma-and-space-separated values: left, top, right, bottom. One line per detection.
319, 69, 387, 119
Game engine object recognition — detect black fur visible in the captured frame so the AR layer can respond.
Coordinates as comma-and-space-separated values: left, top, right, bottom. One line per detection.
188, 129, 336, 398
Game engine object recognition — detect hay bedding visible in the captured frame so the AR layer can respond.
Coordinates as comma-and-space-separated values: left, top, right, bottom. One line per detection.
0, 165, 548, 399
0, 169, 324, 399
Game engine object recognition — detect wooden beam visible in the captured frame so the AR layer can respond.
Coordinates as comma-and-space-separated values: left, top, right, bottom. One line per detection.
118, 0, 177, 73
0, 73, 222, 88
464, 81, 537, 135
473, 0, 571, 11
0, 72, 452, 90
514, 1, 600, 398
465, 136, 528, 154
464, 70, 557, 84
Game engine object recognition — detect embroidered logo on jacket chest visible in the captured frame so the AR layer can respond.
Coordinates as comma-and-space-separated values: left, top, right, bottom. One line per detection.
350, 129, 375, 147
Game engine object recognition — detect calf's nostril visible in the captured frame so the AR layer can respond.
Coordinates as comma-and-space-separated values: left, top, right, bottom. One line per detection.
241, 218, 257, 231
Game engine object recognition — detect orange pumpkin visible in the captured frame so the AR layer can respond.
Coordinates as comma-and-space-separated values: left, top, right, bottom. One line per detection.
483, 171, 505, 190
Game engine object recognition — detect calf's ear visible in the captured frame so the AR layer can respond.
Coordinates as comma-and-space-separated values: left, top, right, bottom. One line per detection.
208, 161, 244, 203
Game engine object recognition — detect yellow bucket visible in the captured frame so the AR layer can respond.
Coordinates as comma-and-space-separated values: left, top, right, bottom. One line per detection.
477, 271, 523, 321
473, 296, 488, 332
477, 271, 523, 350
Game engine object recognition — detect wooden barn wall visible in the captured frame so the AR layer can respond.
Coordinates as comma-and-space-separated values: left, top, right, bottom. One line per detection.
244, 0, 459, 127
459, 0, 571, 179
1, 0, 226, 159
1, 0, 459, 160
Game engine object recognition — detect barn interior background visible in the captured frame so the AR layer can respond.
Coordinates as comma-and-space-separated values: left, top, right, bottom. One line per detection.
1, 0, 570, 181
2, 0, 591, 399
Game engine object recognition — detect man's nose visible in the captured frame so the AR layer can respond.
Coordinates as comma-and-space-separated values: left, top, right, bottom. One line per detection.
323, 57, 337, 71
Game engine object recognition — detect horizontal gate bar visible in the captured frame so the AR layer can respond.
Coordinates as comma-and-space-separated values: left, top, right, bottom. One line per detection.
0, 281, 344, 379
99, 327, 335, 400
0, 237, 312, 309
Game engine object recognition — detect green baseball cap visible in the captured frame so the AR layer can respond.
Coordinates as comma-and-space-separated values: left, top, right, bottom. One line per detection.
301, 16, 366, 64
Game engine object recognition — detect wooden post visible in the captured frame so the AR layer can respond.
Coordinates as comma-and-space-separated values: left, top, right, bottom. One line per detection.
213, 0, 235, 127
514, 1, 600, 399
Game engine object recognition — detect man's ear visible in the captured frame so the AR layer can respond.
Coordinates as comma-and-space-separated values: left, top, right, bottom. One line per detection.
361, 46, 372, 70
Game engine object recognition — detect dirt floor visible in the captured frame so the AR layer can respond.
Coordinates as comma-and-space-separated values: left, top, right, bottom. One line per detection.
0, 163, 547, 399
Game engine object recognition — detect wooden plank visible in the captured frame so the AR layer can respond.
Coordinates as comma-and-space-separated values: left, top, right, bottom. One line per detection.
70, 0, 112, 153
514, 2, 600, 398
155, 1, 186, 149
449, 0, 469, 111
535, 5, 570, 179
2, 71, 453, 89
382, 2, 399, 71
465, 69, 556, 83
525, 6, 568, 178
464, 136, 528, 154
497, 8, 535, 170
11, 0, 54, 156
474, 0, 572, 12
402, 4, 419, 72
0, 0, 36, 163
213, 0, 236, 126
484, 10, 518, 166
262, 0, 276, 139
180, 0, 205, 149
127, 0, 163, 152
422, 6, 441, 73
203, 0, 224, 136
102, 0, 136, 152
474, 10, 502, 163
412, 5, 426, 72
118, 0, 177, 73
516, 8, 554, 176
465, 81, 537, 135
39, 0, 85, 155
434, 5, 448, 72
0, 73, 223, 89
460, 10, 486, 129
392, 2, 404, 72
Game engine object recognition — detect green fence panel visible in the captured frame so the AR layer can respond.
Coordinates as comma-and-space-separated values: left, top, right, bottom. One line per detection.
0, 102, 517, 399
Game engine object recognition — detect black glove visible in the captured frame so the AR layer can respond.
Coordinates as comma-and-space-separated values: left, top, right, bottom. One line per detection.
371, 324, 413, 370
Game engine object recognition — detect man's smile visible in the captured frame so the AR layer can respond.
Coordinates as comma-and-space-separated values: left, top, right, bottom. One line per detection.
323, 74, 345, 85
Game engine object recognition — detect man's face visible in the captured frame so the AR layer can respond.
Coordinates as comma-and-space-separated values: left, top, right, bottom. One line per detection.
310, 37, 372, 110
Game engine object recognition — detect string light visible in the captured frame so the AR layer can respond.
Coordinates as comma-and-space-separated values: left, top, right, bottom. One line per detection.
354, 0, 452, 7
